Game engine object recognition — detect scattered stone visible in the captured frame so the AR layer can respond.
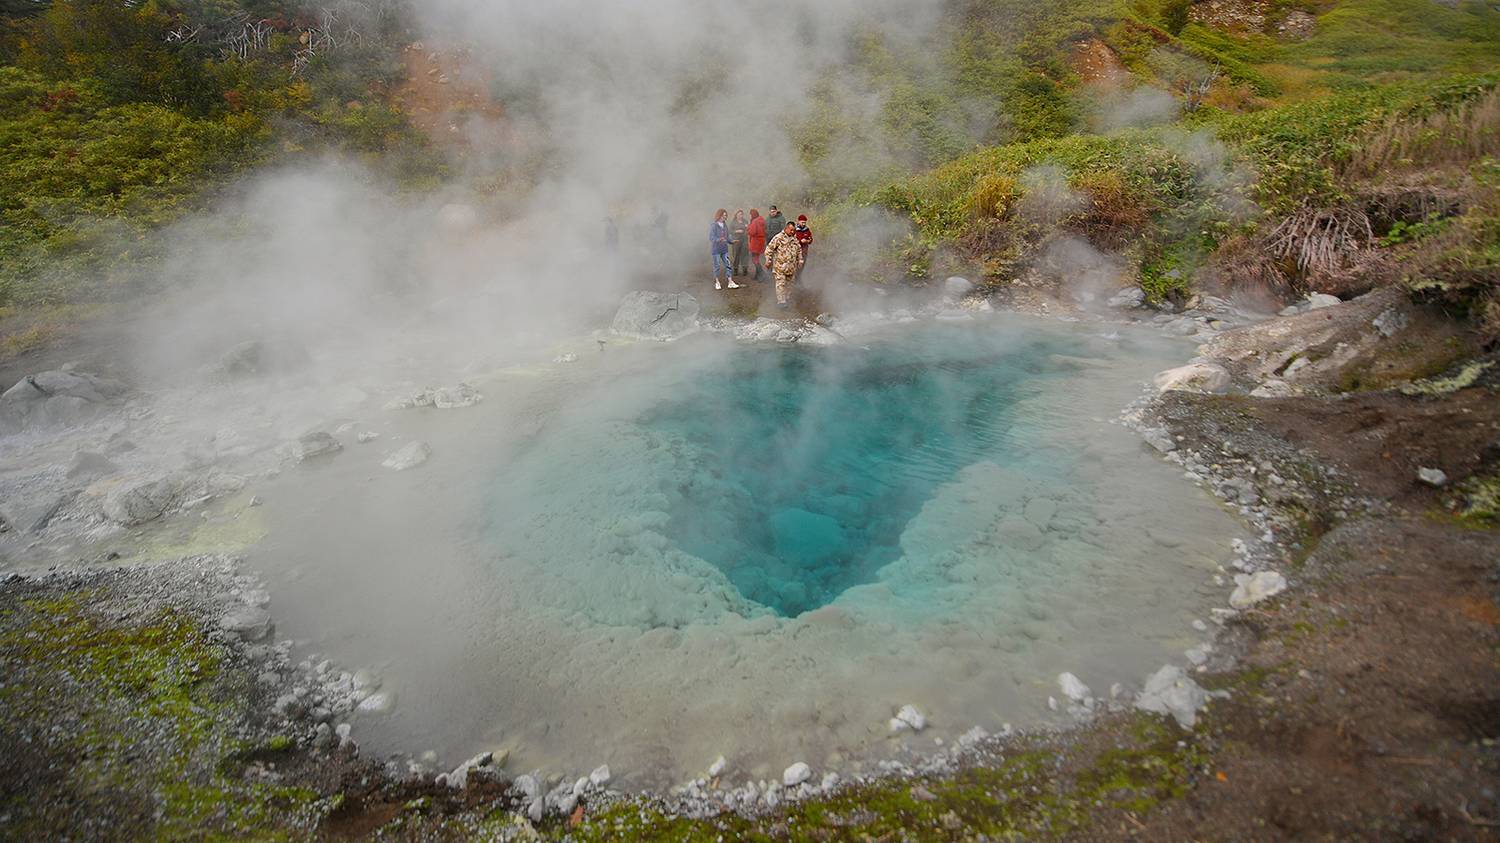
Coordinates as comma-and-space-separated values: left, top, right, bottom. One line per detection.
1417, 467, 1448, 487
356, 691, 395, 714
943, 276, 976, 298
433, 384, 481, 409
708, 756, 727, 778
888, 704, 927, 733
1058, 672, 1092, 703
444, 751, 494, 789
1306, 293, 1341, 310
1107, 286, 1147, 309
219, 606, 272, 642
611, 291, 702, 341
820, 772, 840, 791
782, 762, 811, 787
295, 432, 342, 461
910, 785, 937, 802
381, 441, 431, 471
589, 764, 611, 787
553, 353, 579, 364
1135, 665, 1219, 729
814, 313, 836, 327
1142, 428, 1177, 453
1152, 362, 1231, 394
66, 450, 119, 479
385, 384, 481, 411
356, 430, 379, 443
103, 475, 183, 526
1372, 307, 1409, 337
1229, 570, 1288, 609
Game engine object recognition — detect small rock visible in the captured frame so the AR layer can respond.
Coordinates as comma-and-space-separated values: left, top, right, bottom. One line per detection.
820, 772, 840, 791
381, 441, 431, 471
589, 764, 611, 787
1107, 286, 1147, 309
219, 606, 272, 642
1306, 293, 1341, 309
553, 353, 579, 364
295, 432, 342, 461
356, 691, 395, 714
1229, 571, 1287, 609
66, 450, 119, 479
943, 276, 976, 298
1057, 672, 1091, 703
911, 785, 937, 802
103, 475, 182, 526
432, 384, 481, 409
1372, 307, 1408, 337
708, 756, 727, 777
888, 704, 926, 733
1142, 428, 1177, 453
1152, 362, 1231, 394
1417, 467, 1448, 487
782, 762, 811, 787
1135, 665, 1219, 729
356, 431, 380, 443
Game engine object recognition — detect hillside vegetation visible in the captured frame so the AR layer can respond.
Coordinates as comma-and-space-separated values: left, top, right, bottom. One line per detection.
1, 0, 1498, 343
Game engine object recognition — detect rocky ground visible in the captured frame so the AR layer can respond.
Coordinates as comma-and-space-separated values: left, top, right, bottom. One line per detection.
1, 276, 1496, 840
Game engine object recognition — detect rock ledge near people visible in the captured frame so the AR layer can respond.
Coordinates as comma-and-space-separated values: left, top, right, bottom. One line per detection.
611, 291, 702, 341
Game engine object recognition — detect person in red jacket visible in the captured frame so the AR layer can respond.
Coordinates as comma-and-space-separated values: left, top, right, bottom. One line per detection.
746, 208, 767, 282
793, 214, 813, 280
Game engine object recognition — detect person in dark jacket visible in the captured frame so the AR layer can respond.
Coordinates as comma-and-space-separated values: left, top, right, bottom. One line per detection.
747, 208, 767, 281
793, 214, 813, 280
730, 209, 749, 277
710, 208, 738, 289
764, 205, 786, 247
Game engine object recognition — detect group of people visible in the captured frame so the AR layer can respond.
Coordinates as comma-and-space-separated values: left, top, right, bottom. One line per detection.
709, 205, 812, 308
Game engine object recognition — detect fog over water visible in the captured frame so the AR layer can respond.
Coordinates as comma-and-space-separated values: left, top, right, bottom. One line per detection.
247, 316, 1243, 787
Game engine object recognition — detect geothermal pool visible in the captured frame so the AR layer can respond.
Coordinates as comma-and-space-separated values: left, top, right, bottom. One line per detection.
251, 314, 1242, 787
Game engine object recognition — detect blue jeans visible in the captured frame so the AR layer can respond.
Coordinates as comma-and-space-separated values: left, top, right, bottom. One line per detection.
712, 252, 731, 279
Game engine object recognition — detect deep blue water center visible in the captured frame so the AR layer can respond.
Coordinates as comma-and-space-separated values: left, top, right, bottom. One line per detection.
643, 329, 1067, 616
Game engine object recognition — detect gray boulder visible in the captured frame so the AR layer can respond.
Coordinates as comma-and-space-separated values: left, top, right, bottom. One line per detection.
102, 476, 183, 526
219, 606, 273, 642
1306, 293, 1341, 310
66, 450, 120, 479
382, 441, 431, 471
1107, 286, 1147, 309
610, 292, 701, 341
1134, 665, 1218, 729
943, 276, 976, 298
0, 371, 127, 433
1153, 362, 1231, 394
296, 432, 342, 461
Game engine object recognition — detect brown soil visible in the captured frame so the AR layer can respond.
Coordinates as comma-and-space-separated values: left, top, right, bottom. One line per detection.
391, 41, 508, 151
1070, 38, 1130, 85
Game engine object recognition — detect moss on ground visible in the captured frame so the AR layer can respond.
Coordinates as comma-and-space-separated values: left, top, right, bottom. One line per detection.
0, 588, 325, 840
553, 715, 1212, 842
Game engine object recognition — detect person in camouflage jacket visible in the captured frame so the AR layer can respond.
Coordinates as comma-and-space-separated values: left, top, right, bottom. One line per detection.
763, 221, 803, 308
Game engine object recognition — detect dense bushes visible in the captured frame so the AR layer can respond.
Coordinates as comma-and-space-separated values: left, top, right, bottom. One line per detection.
0, 0, 430, 307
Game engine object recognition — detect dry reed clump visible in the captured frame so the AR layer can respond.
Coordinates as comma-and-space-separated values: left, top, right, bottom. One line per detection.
1268, 203, 1374, 276
1344, 88, 1500, 179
